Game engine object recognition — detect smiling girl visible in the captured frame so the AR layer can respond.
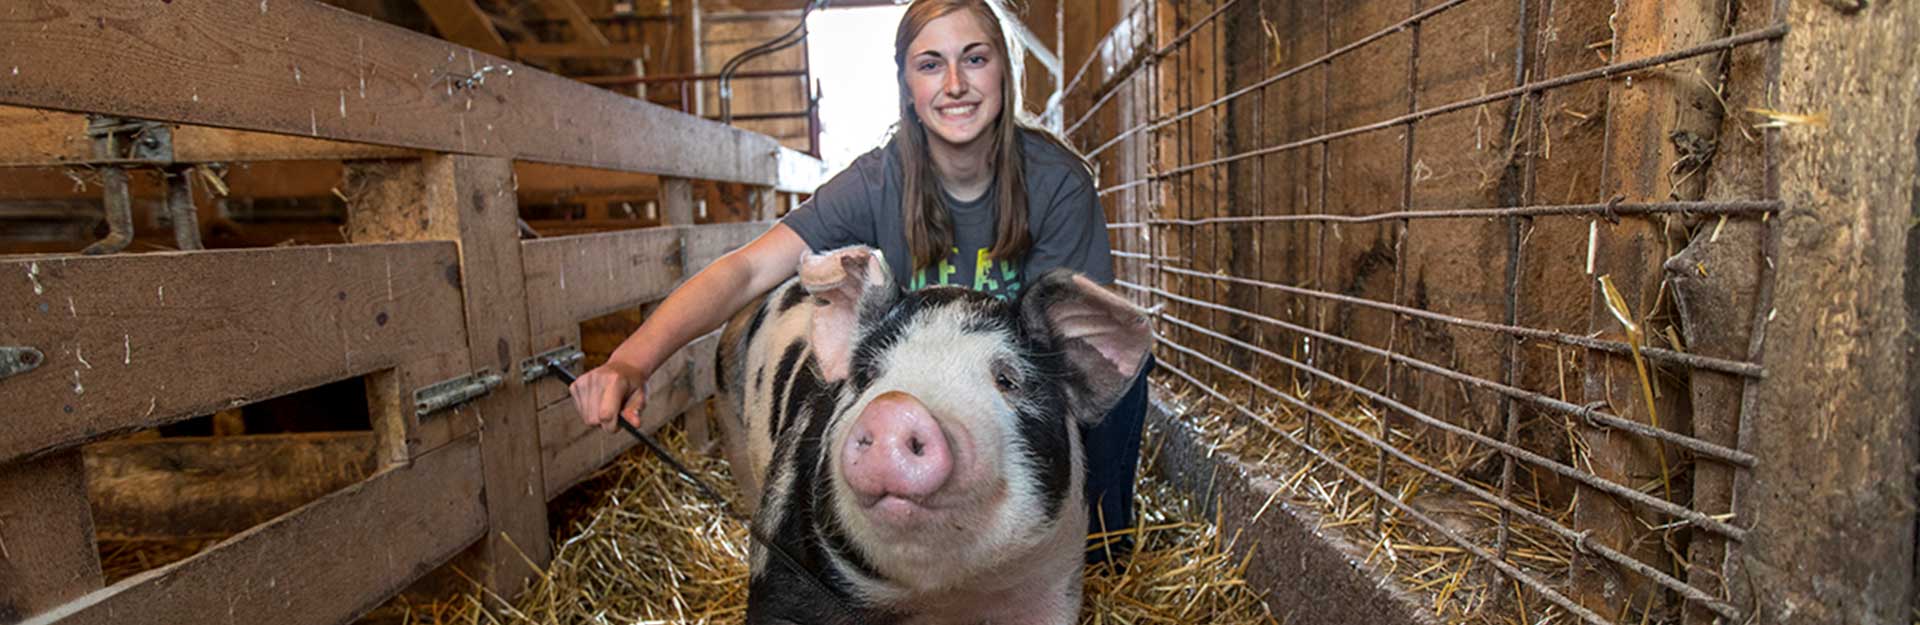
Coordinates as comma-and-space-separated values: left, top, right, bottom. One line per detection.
569, 0, 1150, 563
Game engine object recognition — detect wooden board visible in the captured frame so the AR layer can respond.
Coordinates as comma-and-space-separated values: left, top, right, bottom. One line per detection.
22, 434, 488, 625
679, 220, 769, 273
0, 243, 469, 464
82, 433, 379, 540
537, 333, 718, 499
521, 227, 683, 346
0, 106, 421, 166
0, 0, 807, 187
0, 451, 103, 623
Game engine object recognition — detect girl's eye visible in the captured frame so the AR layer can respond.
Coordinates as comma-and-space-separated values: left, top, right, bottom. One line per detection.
918, 60, 939, 72
967, 55, 988, 66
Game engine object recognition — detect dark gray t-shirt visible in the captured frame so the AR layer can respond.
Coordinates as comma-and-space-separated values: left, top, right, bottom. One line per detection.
782, 129, 1114, 300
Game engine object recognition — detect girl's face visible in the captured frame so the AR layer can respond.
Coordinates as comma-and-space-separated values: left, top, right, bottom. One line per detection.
903, 12, 1004, 153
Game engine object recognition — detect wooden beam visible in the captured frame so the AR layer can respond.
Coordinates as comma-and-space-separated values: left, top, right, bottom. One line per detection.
414, 0, 511, 58
0, 243, 469, 465
537, 0, 610, 47
537, 332, 718, 499
774, 146, 827, 194
511, 42, 652, 60
0, 1, 815, 187
22, 434, 488, 625
83, 433, 379, 541
0, 452, 103, 622
660, 178, 696, 225
521, 227, 683, 357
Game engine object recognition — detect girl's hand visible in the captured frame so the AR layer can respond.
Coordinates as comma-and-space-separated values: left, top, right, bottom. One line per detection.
569, 362, 650, 431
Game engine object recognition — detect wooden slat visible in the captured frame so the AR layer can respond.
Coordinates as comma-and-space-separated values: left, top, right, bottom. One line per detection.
661, 177, 696, 225
0, 0, 809, 186
681, 220, 770, 272
23, 434, 488, 625
538, 333, 718, 499
521, 227, 683, 339
83, 433, 379, 541
414, 0, 511, 58
0, 243, 469, 464
0, 106, 421, 166
0, 452, 103, 622
774, 146, 827, 194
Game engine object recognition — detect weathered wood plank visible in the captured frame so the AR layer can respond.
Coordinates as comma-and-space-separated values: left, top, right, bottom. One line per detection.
661, 178, 696, 226
535, 0, 611, 48
510, 42, 652, 60
680, 221, 770, 273
538, 333, 717, 499
1574, 0, 1728, 616
774, 146, 827, 194
22, 434, 488, 625
82, 433, 379, 541
521, 227, 683, 340
0, 0, 806, 186
0, 452, 103, 623
0, 243, 469, 464
1733, 2, 1920, 623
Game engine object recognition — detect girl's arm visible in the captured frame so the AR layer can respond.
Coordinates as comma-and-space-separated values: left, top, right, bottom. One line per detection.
569, 223, 810, 430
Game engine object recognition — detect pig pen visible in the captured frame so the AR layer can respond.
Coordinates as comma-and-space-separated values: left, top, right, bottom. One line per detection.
3, 0, 1915, 624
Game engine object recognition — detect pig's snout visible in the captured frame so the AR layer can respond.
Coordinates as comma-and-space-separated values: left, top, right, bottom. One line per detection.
842, 391, 953, 514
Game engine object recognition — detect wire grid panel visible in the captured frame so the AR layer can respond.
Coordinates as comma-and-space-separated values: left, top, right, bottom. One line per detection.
1060, 0, 1788, 623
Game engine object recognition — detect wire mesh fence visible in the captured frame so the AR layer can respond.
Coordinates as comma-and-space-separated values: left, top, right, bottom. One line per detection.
1055, 0, 1790, 622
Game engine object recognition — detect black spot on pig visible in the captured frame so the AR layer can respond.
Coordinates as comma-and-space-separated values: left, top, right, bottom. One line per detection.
769, 341, 807, 438
777, 284, 810, 312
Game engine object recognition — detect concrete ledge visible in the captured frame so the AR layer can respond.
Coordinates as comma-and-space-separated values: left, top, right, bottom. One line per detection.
1144, 393, 1436, 625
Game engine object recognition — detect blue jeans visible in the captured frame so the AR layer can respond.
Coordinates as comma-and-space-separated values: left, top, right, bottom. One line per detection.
1080, 354, 1153, 564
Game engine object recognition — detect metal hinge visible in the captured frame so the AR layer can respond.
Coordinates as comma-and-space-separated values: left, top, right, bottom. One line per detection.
519, 345, 584, 384
413, 368, 503, 417
0, 346, 45, 382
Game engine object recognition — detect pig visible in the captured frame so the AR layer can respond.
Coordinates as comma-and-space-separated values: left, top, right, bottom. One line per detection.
711, 245, 1153, 625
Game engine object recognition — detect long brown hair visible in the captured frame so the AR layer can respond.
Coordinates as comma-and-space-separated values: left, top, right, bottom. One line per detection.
893, 0, 1086, 273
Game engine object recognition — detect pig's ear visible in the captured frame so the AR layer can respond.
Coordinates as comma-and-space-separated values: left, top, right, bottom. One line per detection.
1021, 270, 1154, 423
800, 246, 896, 382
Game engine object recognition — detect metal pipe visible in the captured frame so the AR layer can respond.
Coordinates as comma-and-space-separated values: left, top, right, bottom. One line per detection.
1120, 199, 1781, 226
83, 166, 134, 255
166, 167, 203, 251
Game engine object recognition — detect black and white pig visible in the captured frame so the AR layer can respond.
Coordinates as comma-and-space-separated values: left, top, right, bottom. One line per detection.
712, 245, 1152, 625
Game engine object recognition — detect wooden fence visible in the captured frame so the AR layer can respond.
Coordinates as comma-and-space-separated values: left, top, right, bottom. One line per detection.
0, 2, 825, 623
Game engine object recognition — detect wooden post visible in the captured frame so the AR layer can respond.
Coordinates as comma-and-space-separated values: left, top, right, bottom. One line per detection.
660, 177, 697, 227
0, 452, 102, 622
1731, 2, 1919, 623
1575, 0, 1729, 618
342, 155, 550, 599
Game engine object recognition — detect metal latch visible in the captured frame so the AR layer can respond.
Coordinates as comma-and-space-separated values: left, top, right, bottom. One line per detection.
519, 345, 584, 384
414, 369, 503, 417
0, 346, 44, 381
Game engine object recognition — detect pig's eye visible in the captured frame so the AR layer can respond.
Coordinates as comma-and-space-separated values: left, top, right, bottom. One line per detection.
993, 371, 1020, 393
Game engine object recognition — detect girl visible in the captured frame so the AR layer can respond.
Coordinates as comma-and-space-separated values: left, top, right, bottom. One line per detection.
568, 0, 1150, 563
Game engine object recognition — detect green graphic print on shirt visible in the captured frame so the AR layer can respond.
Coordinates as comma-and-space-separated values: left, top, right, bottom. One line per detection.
908, 246, 1024, 300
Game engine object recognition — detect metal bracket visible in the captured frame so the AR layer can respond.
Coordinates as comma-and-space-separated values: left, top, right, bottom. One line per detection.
413, 369, 503, 417
519, 345, 584, 384
86, 116, 175, 165
0, 347, 45, 381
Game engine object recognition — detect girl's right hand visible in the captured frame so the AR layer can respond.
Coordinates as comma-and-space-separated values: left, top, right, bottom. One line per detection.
569, 362, 649, 431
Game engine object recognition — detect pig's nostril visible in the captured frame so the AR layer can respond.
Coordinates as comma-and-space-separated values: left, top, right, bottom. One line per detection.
909, 437, 925, 456
858, 435, 873, 448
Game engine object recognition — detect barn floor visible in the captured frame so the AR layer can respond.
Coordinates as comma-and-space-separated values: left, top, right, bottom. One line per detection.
368, 410, 1282, 624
